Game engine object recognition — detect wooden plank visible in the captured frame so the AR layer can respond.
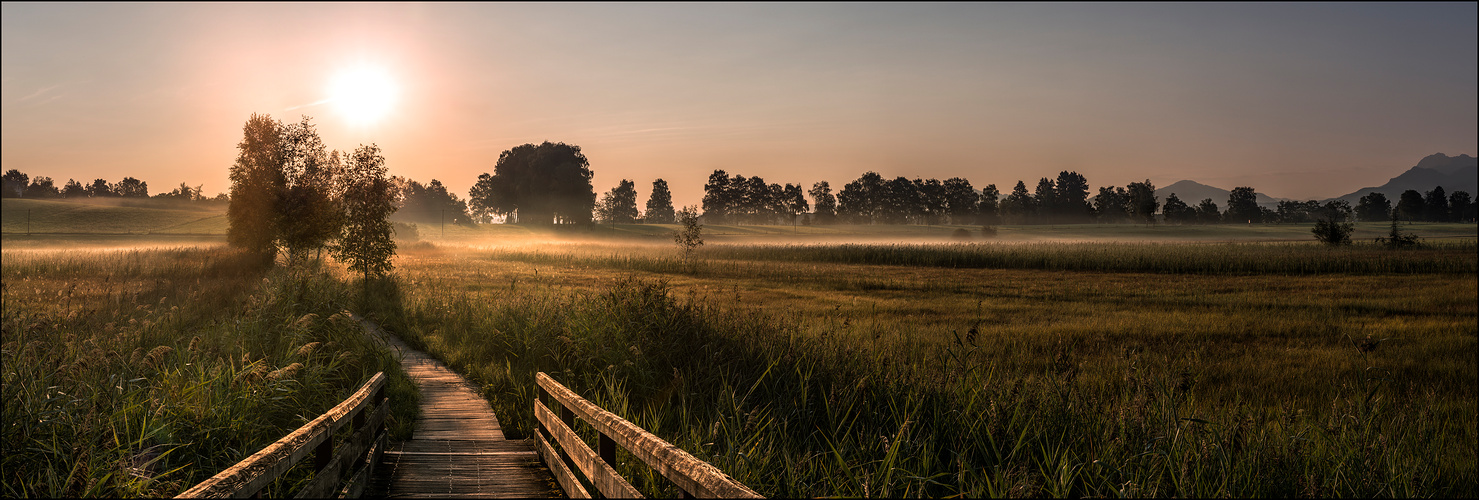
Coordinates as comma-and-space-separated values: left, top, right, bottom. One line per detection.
340, 432, 386, 498
536, 372, 762, 499
535, 430, 591, 499
534, 400, 643, 499
295, 401, 389, 498
178, 372, 386, 499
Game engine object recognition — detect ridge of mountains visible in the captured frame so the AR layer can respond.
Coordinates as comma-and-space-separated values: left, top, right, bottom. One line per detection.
1155, 153, 1478, 208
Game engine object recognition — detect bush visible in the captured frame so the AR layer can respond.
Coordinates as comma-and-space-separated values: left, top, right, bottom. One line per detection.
950, 228, 973, 241
1312, 218, 1353, 245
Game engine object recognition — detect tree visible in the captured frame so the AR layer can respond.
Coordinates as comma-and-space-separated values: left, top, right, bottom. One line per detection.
1032, 178, 1056, 223
916, 178, 947, 224
399, 179, 472, 226
86, 179, 116, 197
1001, 180, 1035, 223
1196, 198, 1221, 224
701, 170, 733, 224
1424, 186, 1449, 222
477, 142, 594, 224
882, 176, 920, 224
782, 183, 808, 225
1356, 192, 1392, 222
597, 179, 639, 223
942, 177, 978, 225
1162, 193, 1194, 224
673, 205, 703, 260
2, 170, 28, 198
116, 177, 148, 197
276, 117, 343, 261
228, 113, 286, 260
1225, 187, 1261, 224
1395, 189, 1425, 221
645, 179, 675, 224
809, 181, 837, 225
1312, 217, 1354, 245
1316, 200, 1353, 223
335, 144, 397, 280
838, 172, 885, 224
979, 184, 1000, 225
1092, 186, 1129, 222
24, 177, 59, 198
61, 179, 85, 198
1126, 181, 1158, 224
1449, 191, 1475, 222
1054, 171, 1092, 222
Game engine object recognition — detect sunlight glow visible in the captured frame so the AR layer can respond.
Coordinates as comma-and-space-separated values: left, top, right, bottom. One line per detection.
328, 66, 398, 126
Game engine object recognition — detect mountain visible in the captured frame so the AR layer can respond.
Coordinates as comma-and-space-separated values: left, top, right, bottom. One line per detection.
1328, 153, 1478, 205
1155, 180, 1287, 209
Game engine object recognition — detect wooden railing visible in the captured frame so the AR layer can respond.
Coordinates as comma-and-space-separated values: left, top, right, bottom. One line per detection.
534, 372, 762, 499
176, 372, 389, 499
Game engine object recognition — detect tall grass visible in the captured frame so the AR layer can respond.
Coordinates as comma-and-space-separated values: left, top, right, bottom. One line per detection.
1, 247, 419, 497
369, 251, 1476, 498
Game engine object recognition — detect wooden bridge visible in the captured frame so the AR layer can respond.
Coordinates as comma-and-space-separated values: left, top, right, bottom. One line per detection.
174, 321, 760, 498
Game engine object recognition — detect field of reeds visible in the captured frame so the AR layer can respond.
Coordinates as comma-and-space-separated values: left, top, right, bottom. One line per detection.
367, 235, 1476, 498
1, 247, 419, 497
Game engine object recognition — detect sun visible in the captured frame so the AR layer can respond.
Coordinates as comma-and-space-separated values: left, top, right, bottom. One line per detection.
328, 66, 398, 126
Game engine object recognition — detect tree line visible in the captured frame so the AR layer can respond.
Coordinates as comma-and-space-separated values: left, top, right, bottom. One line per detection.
2, 169, 220, 202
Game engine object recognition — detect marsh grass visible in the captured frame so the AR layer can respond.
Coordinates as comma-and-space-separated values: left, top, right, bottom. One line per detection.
370, 240, 1475, 497
1, 246, 419, 497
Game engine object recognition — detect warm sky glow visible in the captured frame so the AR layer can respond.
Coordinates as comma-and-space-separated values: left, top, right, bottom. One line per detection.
2, 3, 1475, 208
327, 65, 398, 127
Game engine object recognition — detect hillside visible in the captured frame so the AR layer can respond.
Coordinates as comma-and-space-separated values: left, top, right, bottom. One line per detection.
1330, 153, 1478, 204
0, 198, 228, 235
1154, 180, 1286, 209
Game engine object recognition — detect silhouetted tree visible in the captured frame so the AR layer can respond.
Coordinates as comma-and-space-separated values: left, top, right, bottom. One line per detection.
154, 182, 204, 201
115, 177, 148, 197
941, 178, 978, 225
86, 179, 116, 197
1126, 181, 1158, 224
979, 184, 1000, 225
1162, 193, 1194, 224
1395, 189, 1425, 221
1054, 171, 1092, 222
597, 179, 639, 223
1001, 181, 1035, 223
399, 179, 472, 226
1033, 178, 1056, 224
1316, 200, 1353, 223
335, 144, 397, 280
1356, 192, 1392, 222
1225, 187, 1261, 224
838, 172, 885, 224
809, 181, 837, 225
476, 142, 594, 224
62, 179, 86, 198
23, 177, 59, 198
1093, 186, 1129, 222
228, 113, 286, 260
1424, 186, 1449, 222
1312, 217, 1354, 245
782, 183, 808, 225
701, 170, 733, 224
1276, 200, 1321, 223
915, 178, 947, 224
882, 176, 920, 224
1449, 191, 1475, 222
645, 179, 675, 224
2, 170, 28, 198
674, 205, 703, 260
1196, 198, 1221, 224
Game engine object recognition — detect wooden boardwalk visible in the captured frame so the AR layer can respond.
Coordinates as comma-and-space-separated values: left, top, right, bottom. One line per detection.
362, 319, 561, 498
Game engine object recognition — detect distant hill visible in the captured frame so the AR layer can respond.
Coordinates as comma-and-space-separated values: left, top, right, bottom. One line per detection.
1154, 180, 1287, 209
1328, 153, 1478, 204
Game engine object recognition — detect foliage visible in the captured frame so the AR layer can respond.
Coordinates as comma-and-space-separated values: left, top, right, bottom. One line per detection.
1162, 192, 1195, 224
673, 205, 703, 259
335, 144, 398, 280
2, 169, 28, 198
1127, 180, 1158, 224
227, 113, 286, 262
396, 178, 472, 225
1377, 215, 1421, 249
1311, 217, 1354, 245
277, 118, 343, 262
1396, 189, 1425, 221
470, 141, 595, 224
1356, 192, 1392, 222
807, 181, 837, 225
597, 179, 640, 224
1225, 186, 1262, 224
644, 179, 675, 224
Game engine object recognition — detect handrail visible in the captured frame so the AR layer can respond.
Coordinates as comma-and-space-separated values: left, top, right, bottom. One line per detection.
177, 372, 389, 498
534, 372, 763, 499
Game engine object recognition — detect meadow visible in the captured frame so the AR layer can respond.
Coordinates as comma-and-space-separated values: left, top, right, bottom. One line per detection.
366, 225, 1476, 498
3, 201, 1475, 497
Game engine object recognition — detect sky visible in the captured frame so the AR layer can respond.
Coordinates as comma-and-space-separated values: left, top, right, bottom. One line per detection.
3, 2, 1476, 208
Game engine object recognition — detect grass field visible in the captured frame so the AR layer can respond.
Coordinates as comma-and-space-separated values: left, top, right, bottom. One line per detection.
3, 199, 1475, 497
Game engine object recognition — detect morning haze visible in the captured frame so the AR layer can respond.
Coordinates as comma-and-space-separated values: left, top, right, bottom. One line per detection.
2, 3, 1476, 499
